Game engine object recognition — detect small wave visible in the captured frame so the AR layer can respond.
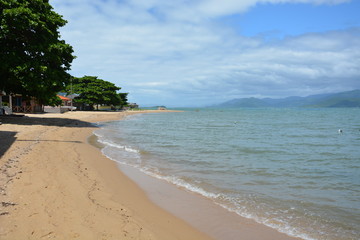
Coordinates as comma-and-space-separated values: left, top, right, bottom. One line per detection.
140, 170, 222, 199
93, 131, 104, 138
99, 150, 220, 200
214, 195, 319, 240
98, 138, 140, 154
101, 151, 319, 240
98, 139, 320, 240
101, 147, 329, 240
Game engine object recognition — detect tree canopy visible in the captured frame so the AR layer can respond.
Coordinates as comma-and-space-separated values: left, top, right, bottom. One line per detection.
0, 0, 75, 104
70, 76, 128, 110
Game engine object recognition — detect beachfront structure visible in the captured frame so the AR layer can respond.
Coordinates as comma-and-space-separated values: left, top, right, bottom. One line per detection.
58, 95, 72, 106
12, 95, 42, 113
123, 103, 139, 110
0, 91, 10, 115
44, 95, 77, 113
0, 93, 77, 114
0, 92, 42, 113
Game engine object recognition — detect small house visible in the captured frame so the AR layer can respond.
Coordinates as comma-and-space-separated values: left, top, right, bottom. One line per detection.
58, 95, 72, 106
0, 92, 42, 113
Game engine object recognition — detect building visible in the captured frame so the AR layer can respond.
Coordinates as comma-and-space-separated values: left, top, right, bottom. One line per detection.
0, 92, 42, 114
43, 95, 76, 113
125, 103, 139, 110
57, 95, 72, 106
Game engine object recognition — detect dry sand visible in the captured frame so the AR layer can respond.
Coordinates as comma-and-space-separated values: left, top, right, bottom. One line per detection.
0, 110, 300, 240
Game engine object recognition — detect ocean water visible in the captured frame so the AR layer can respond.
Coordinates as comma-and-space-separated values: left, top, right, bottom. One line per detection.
94, 108, 360, 240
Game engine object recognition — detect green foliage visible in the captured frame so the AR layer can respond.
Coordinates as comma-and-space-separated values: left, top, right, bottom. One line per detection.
0, 0, 75, 105
46, 94, 62, 107
70, 76, 127, 110
117, 92, 128, 107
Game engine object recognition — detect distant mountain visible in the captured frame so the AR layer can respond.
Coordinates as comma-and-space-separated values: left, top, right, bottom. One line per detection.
221, 97, 269, 108
216, 90, 360, 108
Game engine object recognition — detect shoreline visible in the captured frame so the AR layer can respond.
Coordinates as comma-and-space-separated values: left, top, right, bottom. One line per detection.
0, 110, 300, 239
90, 111, 300, 240
0, 111, 210, 240
117, 164, 301, 240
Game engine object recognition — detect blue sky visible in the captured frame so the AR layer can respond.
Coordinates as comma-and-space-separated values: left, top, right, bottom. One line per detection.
50, 0, 360, 107
226, 1, 360, 38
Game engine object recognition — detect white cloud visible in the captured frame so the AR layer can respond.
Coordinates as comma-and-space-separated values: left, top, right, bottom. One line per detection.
50, 0, 360, 106
170, 0, 352, 20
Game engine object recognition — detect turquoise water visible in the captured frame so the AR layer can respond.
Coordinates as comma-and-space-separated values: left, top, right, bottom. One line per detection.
95, 108, 360, 240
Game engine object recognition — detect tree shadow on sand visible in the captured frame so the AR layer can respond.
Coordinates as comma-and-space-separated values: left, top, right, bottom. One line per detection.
0, 115, 98, 158
0, 131, 17, 159
0, 115, 95, 128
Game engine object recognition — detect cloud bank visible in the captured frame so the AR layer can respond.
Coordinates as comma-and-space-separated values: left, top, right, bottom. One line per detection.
51, 0, 359, 106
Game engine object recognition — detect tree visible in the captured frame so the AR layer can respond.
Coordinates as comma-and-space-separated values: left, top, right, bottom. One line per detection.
70, 76, 126, 110
117, 92, 128, 108
0, 0, 75, 105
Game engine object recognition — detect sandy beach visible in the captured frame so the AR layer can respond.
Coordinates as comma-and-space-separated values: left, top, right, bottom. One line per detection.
0, 111, 299, 240
0, 111, 211, 239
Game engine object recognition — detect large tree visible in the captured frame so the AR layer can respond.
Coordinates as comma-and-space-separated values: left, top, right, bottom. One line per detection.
70, 76, 126, 110
117, 92, 128, 108
0, 0, 75, 104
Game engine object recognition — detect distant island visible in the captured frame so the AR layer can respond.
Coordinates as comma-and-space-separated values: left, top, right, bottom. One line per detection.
215, 90, 360, 108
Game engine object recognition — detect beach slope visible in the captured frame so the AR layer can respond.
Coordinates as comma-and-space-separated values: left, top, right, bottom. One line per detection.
0, 111, 210, 240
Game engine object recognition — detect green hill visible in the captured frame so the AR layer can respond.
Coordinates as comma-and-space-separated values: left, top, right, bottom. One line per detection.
216, 90, 360, 108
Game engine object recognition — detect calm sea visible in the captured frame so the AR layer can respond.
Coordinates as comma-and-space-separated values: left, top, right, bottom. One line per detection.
94, 108, 360, 240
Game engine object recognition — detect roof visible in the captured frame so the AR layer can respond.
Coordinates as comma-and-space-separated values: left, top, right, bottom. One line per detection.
57, 95, 71, 101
